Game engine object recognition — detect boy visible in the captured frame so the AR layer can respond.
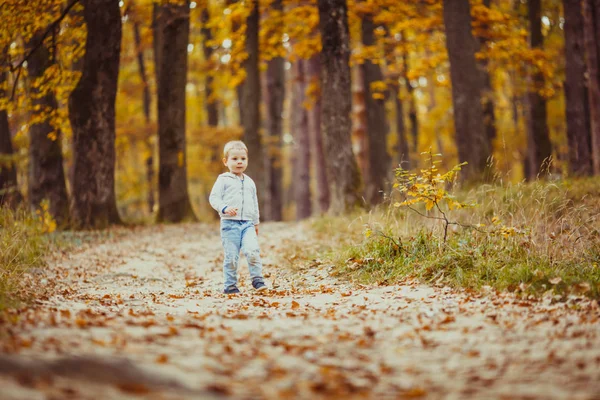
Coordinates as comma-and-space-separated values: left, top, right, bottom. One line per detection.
209, 140, 267, 294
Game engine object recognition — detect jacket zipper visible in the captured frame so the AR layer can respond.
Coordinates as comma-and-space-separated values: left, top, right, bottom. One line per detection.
240, 177, 244, 220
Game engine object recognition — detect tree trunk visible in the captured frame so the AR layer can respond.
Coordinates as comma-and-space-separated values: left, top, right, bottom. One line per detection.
240, 0, 264, 201
263, 0, 284, 221
201, 6, 219, 128
402, 49, 418, 156
132, 13, 155, 214
292, 59, 312, 220
361, 12, 390, 205
264, 2, 285, 221
442, 0, 491, 181
479, 0, 497, 145
0, 69, 21, 208
27, 30, 69, 225
318, 0, 362, 213
526, 0, 553, 179
393, 82, 410, 170
307, 56, 330, 214
583, 0, 600, 174
563, 0, 593, 176
155, 2, 196, 222
69, 0, 122, 228
383, 33, 410, 170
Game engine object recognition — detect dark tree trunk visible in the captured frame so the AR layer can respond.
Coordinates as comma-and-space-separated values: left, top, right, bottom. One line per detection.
292, 59, 312, 220
443, 0, 491, 181
27, 30, 69, 225
583, 0, 600, 174
361, 12, 390, 205
240, 0, 264, 199
318, 0, 362, 213
264, 0, 285, 221
307, 56, 330, 213
155, 2, 196, 222
201, 6, 219, 128
402, 50, 418, 155
526, 0, 553, 179
479, 0, 497, 145
0, 69, 22, 208
69, 0, 122, 228
563, 0, 593, 176
132, 13, 155, 214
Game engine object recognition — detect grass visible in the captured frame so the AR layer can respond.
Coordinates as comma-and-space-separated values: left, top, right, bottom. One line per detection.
311, 177, 600, 301
0, 206, 53, 310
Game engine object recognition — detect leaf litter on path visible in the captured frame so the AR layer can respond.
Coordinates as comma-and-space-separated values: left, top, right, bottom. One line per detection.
0, 222, 599, 399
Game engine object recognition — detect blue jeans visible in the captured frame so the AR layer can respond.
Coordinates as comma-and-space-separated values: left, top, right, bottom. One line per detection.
220, 220, 264, 290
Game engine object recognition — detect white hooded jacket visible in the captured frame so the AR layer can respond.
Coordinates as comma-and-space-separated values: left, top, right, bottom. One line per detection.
208, 172, 260, 225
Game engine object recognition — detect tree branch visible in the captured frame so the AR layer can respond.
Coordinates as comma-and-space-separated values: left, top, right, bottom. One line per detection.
10, 0, 81, 100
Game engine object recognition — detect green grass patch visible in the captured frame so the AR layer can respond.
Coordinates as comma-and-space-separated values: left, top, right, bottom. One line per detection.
312, 178, 600, 301
0, 206, 53, 310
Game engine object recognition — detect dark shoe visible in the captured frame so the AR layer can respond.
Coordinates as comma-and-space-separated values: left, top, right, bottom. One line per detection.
252, 279, 267, 291
224, 285, 240, 294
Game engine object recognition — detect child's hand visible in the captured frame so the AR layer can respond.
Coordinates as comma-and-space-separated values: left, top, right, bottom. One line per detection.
255, 225, 259, 235
224, 207, 238, 216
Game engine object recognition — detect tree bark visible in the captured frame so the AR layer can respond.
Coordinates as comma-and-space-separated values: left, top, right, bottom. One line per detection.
155, 2, 196, 222
479, 0, 497, 145
69, 0, 122, 228
307, 56, 330, 214
263, 0, 284, 221
318, 0, 362, 213
292, 59, 312, 220
27, 29, 69, 225
361, 12, 390, 205
132, 9, 155, 214
583, 0, 600, 174
402, 49, 418, 156
442, 0, 491, 181
0, 69, 22, 208
240, 0, 264, 201
201, 6, 219, 128
563, 0, 593, 176
526, 0, 553, 179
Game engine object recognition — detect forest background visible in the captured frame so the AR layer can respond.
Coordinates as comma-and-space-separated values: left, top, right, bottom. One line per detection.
2, 0, 599, 229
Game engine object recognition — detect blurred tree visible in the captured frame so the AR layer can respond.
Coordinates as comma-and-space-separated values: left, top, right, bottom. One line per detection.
359, 3, 390, 205
292, 58, 311, 220
69, 0, 122, 228
318, 0, 362, 213
526, 0, 552, 179
306, 55, 330, 214
263, 0, 285, 221
155, 1, 196, 222
0, 65, 22, 208
26, 29, 69, 225
563, 0, 592, 176
583, 0, 600, 175
443, 0, 491, 181
240, 0, 264, 202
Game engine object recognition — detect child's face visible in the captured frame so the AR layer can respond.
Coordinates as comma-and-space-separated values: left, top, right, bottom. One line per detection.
223, 149, 248, 176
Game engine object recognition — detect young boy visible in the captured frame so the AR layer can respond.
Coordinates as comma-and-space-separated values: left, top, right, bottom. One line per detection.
209, 140, 267, 294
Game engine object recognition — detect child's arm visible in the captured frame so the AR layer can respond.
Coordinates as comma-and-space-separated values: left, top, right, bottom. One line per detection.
208, 177, 226, 214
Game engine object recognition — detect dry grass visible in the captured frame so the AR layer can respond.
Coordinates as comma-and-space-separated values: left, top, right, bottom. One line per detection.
311, 178, 600, 300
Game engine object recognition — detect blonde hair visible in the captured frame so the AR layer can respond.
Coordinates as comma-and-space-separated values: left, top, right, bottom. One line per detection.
223, 140, 248, 159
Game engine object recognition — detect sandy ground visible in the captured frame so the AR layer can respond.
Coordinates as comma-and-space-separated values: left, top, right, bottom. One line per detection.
1, 222, 599, 400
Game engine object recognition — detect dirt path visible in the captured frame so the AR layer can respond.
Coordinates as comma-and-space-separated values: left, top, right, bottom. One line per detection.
1, 222, 600, 399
